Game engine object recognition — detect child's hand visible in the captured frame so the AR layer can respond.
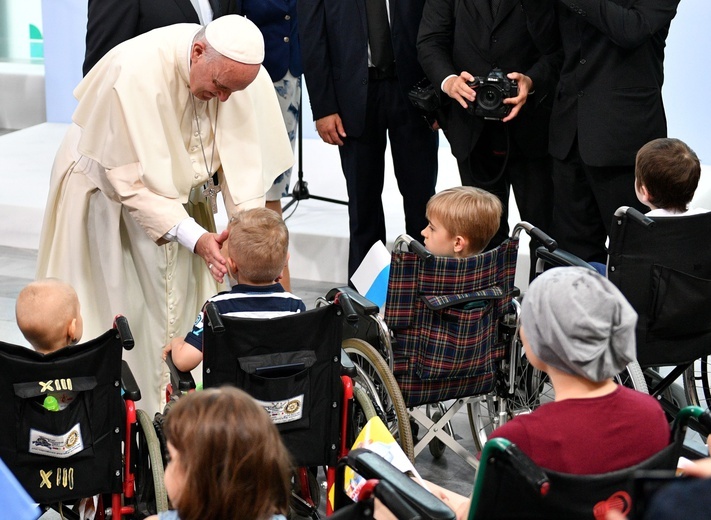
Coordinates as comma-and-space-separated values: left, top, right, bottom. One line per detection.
162, 342, 172, 361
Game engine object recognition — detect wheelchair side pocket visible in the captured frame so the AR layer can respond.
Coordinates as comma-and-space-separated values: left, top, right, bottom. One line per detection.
239, 351, 316, 433
415, 300, 498, 380
15, 391, 95, 470
648, 264, 711, 338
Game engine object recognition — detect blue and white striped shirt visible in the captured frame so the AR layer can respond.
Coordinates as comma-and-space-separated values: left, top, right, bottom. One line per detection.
184, 283, 306, 351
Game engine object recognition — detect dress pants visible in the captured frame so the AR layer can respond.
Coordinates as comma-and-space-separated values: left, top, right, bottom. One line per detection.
339, 75, 439, 279
457, 121, 553, 276
551, 141, 647, 264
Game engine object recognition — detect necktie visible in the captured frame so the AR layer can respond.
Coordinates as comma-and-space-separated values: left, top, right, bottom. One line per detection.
490, 0, 501, 19
366, 0, 395, 71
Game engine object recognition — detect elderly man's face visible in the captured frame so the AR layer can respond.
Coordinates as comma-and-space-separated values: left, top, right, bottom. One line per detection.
189, 42, 260, 102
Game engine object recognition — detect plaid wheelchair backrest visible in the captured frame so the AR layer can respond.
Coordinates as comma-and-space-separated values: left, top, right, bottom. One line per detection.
384, 238, 519, 407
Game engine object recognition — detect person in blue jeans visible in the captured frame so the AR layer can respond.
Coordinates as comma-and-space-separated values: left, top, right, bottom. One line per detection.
146, 387, 291, 520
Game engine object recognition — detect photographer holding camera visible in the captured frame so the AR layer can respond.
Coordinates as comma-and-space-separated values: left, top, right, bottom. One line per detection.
417, 0, 561, 259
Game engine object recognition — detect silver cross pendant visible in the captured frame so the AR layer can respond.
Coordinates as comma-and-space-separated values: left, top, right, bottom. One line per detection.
203, 174, 221, 214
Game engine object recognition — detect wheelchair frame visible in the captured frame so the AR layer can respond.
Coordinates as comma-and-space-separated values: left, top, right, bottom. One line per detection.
0, 316, 167, 520
467, 406, 711, 519
535, 206, 711, 448
162, 295, 383, 518
325, 223, 573, 470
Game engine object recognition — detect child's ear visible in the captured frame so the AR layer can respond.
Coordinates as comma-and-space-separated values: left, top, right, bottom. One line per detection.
636, 182, 651, 204
67, 318, 78, 345
275, 253, 290, 282
227, 257, 238, 279
453, 235, 468, 254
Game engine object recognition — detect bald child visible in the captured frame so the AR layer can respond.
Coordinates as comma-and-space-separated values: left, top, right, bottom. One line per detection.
15, 278, 84, 354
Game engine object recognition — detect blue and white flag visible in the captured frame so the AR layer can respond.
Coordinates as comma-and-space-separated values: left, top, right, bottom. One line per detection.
0, 457, 40, 520
350, 241, 391, 309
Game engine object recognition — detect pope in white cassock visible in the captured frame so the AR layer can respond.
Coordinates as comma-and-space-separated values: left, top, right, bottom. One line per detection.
36, 15, 294, 415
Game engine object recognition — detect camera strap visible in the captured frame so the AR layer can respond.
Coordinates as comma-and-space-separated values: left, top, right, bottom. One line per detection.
472, 124, 510, 188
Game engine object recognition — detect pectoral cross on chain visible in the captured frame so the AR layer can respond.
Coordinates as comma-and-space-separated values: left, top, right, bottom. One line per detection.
204, 174, 221, 214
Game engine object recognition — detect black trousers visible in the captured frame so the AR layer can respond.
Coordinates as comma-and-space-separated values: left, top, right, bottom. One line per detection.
339, 76, 439, 279
457, 120, 554, 277
551, 141, 647, 264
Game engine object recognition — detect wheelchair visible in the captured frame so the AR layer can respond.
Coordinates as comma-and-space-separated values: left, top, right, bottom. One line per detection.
322, 223, 573, 469
330, 448, 455, 520
162, 294, 383, 518
536, 206, 711, 445
467, 405, 711, 519
0, 317, 167, 519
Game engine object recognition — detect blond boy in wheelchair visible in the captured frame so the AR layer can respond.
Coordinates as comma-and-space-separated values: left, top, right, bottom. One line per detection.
420, 186, 502, 258
163, 207, 306, 372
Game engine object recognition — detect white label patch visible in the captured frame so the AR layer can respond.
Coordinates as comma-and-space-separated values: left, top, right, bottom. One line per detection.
29, 424, 84, 459
256, 394, 304, 424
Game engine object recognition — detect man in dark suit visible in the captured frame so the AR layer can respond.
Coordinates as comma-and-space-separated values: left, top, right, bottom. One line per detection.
549, 0, 681, 264
417, 0, 560, 252
83, 0, 228, 75
298, 0, 439, 279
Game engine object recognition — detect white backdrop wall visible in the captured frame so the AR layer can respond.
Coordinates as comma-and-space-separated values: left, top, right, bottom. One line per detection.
42, 0, 710, 161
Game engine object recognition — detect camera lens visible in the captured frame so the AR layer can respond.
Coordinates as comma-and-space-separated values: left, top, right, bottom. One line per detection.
477, 85, 503, 110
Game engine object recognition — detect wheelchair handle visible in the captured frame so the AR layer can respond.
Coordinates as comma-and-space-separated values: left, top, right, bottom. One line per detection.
512, 222, 557, 252
614, 206, 655, 228
335, 291, 360, 323
395, 234, 434, 262
205, 302, 226, 333
114, 315, 135, 350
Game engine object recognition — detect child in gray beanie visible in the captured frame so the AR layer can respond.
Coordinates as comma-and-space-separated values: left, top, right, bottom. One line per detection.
491, 267, 669, 475
426, 267, 670, 520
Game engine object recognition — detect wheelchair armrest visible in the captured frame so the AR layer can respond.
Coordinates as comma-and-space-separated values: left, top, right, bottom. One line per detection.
328, 286, 380, 316
535, 246, 597, 271
121, 360, 142, 402
345, 449, 456, 520
341, 348, 357, 378
165, 353, 196, 393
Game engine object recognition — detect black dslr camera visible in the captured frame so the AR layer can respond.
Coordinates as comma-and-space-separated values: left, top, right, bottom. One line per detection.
466, 68, 518, 120
408, 77, 441, 131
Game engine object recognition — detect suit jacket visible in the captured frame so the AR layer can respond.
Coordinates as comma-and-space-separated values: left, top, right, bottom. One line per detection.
297, 0, 429, 138
417, 0, 561, 160
83, 0, 226, 75
549, 0, 680, 167
226, 0, 302, 81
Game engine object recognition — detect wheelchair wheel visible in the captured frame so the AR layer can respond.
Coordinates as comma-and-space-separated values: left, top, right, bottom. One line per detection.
343, 338, 415, 461
134, 409, 170, 515
683, 357, 711, 410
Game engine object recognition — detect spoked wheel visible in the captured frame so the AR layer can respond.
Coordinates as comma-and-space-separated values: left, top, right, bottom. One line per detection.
683, 356, 711, 409
133, 409, 169, 516
468, 354, 554, 453
343, 338, 414, 461
290, 468, 321, 520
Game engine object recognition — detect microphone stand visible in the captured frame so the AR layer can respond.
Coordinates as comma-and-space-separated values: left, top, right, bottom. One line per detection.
282, 87, 348, 212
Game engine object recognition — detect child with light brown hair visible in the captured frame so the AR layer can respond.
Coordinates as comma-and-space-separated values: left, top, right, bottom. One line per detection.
421, 186, 503, 257
15, 278, 84, 354
163, 207, 306, 372
145, 386, 292, 520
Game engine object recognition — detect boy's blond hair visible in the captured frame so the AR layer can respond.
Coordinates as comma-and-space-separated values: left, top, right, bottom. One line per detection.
635, 138, 701, 212
426, 186, 502, 255
16, 278, 81, 354
228, 207, 289, 284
